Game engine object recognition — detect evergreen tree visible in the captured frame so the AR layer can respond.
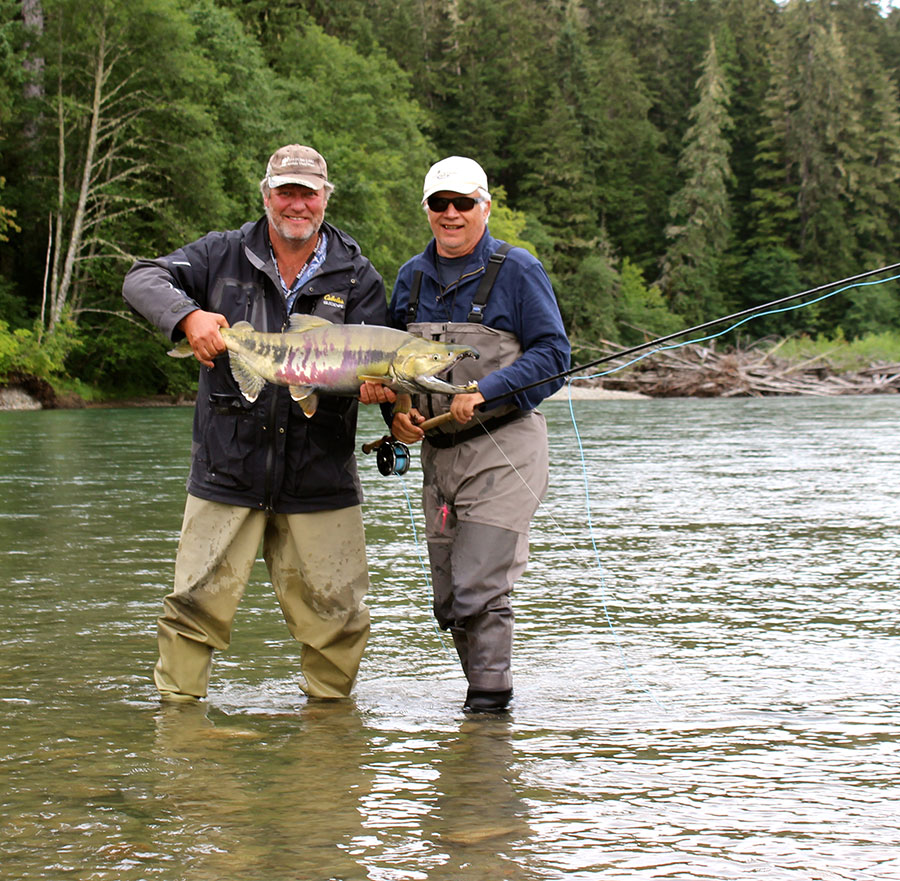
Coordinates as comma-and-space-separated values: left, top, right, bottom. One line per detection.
749, 0, 900, 333
750, 1, 858, 281
660, 34, 734, 327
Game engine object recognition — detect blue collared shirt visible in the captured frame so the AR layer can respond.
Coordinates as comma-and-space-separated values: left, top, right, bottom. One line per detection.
271, 230, 329, 313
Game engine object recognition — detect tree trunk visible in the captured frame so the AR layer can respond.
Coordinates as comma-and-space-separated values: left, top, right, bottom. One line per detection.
48, 20, 106, 331
22, 0, 45, 142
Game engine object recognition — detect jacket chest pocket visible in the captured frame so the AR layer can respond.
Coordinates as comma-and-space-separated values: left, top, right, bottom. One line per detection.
298, 276, 356, 325
209, 278, 266, 326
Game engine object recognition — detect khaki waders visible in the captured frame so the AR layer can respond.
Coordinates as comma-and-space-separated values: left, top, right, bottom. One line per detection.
154, 495, 370, 701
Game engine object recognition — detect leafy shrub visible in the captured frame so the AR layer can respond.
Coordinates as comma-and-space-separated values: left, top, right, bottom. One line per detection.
0, 318, 81, 379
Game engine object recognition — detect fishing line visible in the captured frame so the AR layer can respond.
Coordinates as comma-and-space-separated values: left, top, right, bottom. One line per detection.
396, 472, 460, 665
478, 261, 900, 408
479, 414, 668, 710
550, 268, 900, 706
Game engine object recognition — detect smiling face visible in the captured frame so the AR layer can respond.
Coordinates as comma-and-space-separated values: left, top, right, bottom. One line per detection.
426, 189, 490, 258
264, 183, 327, 246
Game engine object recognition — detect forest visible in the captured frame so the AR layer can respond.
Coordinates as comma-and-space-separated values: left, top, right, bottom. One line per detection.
1, 0, 900, 399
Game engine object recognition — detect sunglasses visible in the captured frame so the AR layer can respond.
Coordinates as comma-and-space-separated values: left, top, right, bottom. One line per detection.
426, 195, 485, 213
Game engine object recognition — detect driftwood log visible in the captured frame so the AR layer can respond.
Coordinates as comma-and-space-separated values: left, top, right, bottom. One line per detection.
572, 341, 900, 398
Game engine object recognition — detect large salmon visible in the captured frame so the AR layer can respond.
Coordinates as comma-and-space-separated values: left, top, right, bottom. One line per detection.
169, 314, 479, 416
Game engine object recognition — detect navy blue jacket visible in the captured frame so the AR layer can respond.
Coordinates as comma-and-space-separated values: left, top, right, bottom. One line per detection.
123, 217, 387, 513
389, 229, 570, 410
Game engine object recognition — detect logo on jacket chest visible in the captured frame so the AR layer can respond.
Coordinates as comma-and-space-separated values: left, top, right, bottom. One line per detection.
323, 293, 345, 310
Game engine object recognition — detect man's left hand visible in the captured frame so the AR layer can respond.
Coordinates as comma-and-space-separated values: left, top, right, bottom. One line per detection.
359, 382, 397, 405
450, 392, 485, 424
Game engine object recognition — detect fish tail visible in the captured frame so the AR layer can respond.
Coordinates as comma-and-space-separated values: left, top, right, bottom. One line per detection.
167, 339, 194, 358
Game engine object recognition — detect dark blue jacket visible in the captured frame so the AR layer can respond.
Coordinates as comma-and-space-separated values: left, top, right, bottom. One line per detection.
389, 229, 570, 410
123, 217, 387, 513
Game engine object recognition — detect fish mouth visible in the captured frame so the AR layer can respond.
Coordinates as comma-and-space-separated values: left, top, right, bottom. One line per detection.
413, 375, 479, 394
441, 347, 479, 369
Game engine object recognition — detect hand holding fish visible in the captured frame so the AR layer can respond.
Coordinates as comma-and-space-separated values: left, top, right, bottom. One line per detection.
178, 310, 230, 368
168, 314, 479, 417
359, 382, 397, 405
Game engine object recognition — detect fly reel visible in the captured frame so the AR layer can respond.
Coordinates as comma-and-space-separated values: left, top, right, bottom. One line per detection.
376, 439, 411, 476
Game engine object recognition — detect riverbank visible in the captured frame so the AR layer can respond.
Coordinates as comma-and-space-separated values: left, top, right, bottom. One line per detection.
3, 343, 899, 410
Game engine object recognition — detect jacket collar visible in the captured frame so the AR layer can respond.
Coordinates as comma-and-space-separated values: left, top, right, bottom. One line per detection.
240, 217, 360, 282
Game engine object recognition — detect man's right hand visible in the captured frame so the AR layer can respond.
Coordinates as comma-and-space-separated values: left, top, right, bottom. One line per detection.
178, 310, 229, 368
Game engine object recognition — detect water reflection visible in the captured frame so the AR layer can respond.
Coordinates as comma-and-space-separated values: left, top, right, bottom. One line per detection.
2, 398, 900, 880
151, 701, 373, 880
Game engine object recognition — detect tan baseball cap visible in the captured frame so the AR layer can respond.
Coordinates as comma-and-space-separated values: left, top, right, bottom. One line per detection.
263, 144, 330, 190
422, 156, 489, 202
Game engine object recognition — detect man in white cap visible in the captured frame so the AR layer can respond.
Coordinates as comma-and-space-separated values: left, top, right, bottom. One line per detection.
123, 144, 387, 705
370, 156, 570, 713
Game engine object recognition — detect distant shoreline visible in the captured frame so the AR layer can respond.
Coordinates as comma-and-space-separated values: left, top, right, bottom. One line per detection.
547, 385, 647, 401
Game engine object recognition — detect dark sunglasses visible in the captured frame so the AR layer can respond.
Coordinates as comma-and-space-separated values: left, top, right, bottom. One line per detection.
426, 195, 485, 213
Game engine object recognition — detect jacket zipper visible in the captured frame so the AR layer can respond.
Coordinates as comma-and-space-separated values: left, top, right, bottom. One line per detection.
262, 308, 289, 511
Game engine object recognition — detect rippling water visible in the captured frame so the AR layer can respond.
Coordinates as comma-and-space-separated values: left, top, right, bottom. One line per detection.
1, 397, 898, 880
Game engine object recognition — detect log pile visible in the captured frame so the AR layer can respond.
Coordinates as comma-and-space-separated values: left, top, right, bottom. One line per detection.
572, 342, 900, 398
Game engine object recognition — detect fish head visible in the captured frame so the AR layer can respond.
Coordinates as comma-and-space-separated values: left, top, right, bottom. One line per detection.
392, 337, 480, 394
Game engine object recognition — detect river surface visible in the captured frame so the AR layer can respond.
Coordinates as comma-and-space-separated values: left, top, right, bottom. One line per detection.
1, 396, 898, 881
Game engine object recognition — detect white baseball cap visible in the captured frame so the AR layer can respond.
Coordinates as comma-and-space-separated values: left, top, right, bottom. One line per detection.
422, 156, 489, 203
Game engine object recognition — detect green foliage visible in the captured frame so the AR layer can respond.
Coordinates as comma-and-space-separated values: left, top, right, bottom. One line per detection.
563, 251, 682, 358
0, 175, 18, 241
259, 19, 436, 285
65, 315, 198, 398
0, 318, 80, 379
4, 0, 900, 399
734, 245, 821, 339
485, 186, 538, 258
842, 279, 900, 337
765, 329, 900, 371
748, 0, 900, 292
617, 259, 684, 344
661, 35, 734, 326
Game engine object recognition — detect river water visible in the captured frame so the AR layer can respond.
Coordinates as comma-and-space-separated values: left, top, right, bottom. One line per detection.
1, 396, 898, 881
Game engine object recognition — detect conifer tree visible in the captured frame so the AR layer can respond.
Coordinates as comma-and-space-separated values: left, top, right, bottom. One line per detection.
750, 1, 860, 283
659, 34, 734, 326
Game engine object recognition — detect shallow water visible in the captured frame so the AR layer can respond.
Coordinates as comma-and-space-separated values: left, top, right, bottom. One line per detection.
1, 396, 898, 880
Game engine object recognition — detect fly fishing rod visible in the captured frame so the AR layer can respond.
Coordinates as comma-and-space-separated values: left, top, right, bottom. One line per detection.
480, 259, 900, 408
363, 260, 900, 471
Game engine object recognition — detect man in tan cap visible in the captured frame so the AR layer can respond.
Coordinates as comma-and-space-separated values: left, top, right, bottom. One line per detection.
123, 144, 387, 705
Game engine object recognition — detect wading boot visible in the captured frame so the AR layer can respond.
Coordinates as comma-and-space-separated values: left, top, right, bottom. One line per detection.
464, 688, 513, 714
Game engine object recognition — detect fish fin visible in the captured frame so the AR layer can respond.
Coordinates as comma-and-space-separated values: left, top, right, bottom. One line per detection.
358, 374, 388, 383
228, 351, 266, 402
287, 314, 333, 333
289, 386, 318, 416
231, 320, 254, 330
167, 339, 194, 358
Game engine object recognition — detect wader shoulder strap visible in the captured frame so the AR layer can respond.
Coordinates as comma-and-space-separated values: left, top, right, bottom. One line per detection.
467, 242, 513, 324
406, 271, 423, 325
406, 243, 513, 325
